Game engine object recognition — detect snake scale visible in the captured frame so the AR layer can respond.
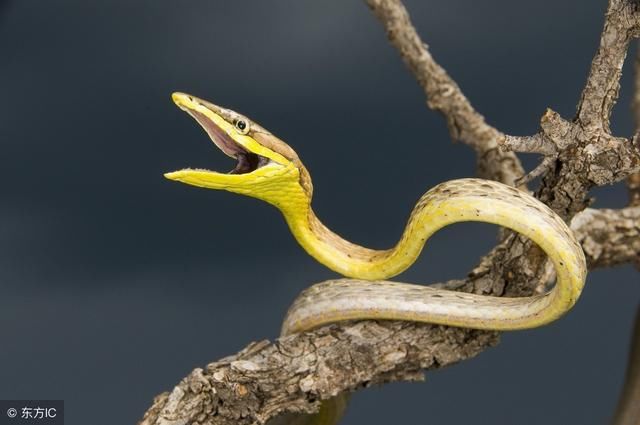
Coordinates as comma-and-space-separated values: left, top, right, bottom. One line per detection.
165, 92, 587, 424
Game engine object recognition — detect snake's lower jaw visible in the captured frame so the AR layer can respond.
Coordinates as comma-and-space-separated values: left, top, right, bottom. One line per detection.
164, 161, 289, 191
164, 169, 231, 190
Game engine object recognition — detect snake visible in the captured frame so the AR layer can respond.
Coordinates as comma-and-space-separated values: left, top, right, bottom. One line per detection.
165, 92, 587, 424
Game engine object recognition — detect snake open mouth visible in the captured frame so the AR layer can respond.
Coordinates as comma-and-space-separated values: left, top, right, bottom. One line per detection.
185, 108, 269, 175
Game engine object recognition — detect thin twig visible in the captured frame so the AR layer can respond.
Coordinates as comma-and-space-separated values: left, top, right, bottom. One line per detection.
515, 156, 557, 187
502, 133, 556, 155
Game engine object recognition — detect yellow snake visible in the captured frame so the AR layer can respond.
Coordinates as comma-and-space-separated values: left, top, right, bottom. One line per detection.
165, 92, 587, 424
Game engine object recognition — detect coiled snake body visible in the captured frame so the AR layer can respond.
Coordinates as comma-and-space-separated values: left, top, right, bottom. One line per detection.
166, 92, 587, 424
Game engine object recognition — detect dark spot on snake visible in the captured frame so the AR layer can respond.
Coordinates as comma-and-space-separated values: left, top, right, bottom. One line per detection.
432, 294, 443, 298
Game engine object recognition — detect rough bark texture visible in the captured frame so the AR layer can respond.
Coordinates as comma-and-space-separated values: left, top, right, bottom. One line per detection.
139, 321, 497, 425
572, 207, 640, 269
139, 1, 640, 424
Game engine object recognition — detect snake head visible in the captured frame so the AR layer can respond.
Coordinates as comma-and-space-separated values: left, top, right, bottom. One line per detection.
165, 92, 313, 206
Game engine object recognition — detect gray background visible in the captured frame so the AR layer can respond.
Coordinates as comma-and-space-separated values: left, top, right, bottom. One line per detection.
0, 1, 639, 424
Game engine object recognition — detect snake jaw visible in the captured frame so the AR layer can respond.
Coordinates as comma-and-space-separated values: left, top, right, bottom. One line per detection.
165, 92, 307, 201
167, 92, 274, 179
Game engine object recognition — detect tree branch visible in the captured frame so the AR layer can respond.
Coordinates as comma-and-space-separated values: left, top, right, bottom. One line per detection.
572, 206, 640, 269
364, 0, 525, 186
577, 0, 640, 132
138, 321, 498, 425
139, 1, 640, 423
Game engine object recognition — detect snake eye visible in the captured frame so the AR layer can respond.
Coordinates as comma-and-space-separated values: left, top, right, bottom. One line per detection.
235, 119, 249, 134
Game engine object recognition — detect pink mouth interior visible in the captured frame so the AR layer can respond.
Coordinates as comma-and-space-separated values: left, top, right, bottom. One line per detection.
185, 109, 268, 174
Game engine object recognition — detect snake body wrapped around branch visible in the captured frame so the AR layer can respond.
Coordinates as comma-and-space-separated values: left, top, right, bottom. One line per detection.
165, 92, 587, 424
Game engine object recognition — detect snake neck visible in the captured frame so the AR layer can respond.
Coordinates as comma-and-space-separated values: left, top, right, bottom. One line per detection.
280, 198, 426, 280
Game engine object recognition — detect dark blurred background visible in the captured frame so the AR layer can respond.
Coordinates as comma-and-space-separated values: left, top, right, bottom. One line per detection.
0, 1, 638, 424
